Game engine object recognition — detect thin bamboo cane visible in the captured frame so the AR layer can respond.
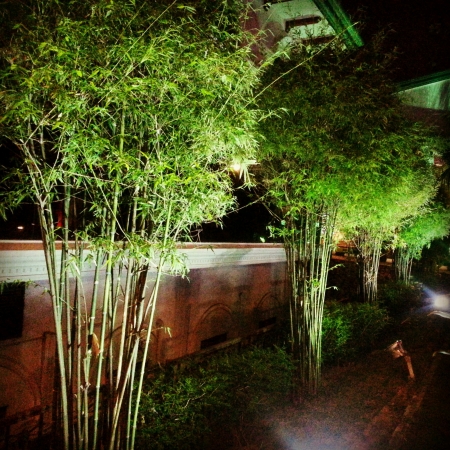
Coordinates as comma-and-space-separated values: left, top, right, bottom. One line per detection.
285, 204, 337, 396
125, 338, 138, 450
41, 210, 71, 448
22, 142, 71, 449
130, 202, 173, 450
82, 212, 106, 449
93, 185, 120, 449
115, 198, 139, 388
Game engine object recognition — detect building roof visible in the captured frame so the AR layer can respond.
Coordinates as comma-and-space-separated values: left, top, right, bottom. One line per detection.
397, 70, 450, 111
249, 0, 362, 54
313, 0, 363, 48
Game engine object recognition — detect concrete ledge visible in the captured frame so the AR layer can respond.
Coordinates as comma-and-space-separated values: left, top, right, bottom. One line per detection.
0, 241, 286, 282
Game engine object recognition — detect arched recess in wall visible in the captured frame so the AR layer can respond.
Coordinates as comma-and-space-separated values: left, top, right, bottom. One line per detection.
254, 293, 282, 330
194, 304, 236, 351
0, 356, 40, 416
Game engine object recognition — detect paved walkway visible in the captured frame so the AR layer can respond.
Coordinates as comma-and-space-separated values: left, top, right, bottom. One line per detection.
389, 348, 450, 449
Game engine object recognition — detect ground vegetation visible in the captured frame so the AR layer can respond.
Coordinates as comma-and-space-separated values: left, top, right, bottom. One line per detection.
394, 204, 450, 284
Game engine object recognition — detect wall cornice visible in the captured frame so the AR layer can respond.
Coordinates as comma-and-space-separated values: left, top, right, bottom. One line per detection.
0, 241, 286, 282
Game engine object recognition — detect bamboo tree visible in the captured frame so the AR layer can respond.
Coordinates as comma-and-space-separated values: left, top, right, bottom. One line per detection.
257, 41, 353, 395
353, 229, 384, 303
257, 33, 440, 393
340, 150, 438, 302
0, 1, 261, 448
281, 205, 337, 394
393, 204, 450, 283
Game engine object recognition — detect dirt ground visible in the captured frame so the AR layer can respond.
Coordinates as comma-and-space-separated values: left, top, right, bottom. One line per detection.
231, 300, 450, 450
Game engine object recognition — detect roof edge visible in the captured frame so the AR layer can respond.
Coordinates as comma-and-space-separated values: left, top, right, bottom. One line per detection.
397, 69, 450, 92
313, 0, 363, 49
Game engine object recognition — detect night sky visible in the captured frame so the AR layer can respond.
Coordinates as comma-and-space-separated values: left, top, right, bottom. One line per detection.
340, 0, 450, 82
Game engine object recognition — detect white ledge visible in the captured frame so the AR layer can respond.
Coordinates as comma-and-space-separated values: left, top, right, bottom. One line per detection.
0, 241, 286, 282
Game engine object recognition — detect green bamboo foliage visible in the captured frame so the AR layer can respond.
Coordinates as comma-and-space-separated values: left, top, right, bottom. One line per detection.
341, 156, 438, 302
258, 35, 440, 393
393, 205, 450, 284
0, 1, 260, 448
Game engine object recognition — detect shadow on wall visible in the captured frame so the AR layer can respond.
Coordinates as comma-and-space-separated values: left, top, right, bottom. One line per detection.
0, 357, 40, 416
193, 292, 284, 353
254, 293, 282, 329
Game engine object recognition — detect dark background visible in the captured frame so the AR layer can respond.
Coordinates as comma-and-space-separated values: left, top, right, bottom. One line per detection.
340, 0, 450, 82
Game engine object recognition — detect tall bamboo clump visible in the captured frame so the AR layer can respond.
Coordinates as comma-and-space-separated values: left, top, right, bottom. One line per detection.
257, 43, 348, 395
0, 1, 260, 449
257, 34, 440, 394
394, 245, 415, 284
283, 206, 337, 396
394, 205, 450, 284
342, 139, 439, 302
353, 230, 384, 304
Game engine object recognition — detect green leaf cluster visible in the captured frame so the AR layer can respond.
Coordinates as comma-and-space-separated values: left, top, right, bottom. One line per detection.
322, 301, 389, 365
256, 33, 443, 389
0, 0, 260, 246
395, 204, 450, 260
258, 38, 439, 238
378, 281, 423, 318
137, 346, 294, 449
0, 1, 262, 448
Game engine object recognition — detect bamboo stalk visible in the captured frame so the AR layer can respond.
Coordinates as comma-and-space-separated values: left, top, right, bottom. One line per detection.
93, 184, 120, 449
22, 142, 71, 449
130, 202, 173, 450
116, 197, 139, 388
82, 212, 105, 449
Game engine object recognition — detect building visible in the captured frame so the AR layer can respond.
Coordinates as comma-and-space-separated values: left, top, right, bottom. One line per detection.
397, 69, 450, 137
246, 0, 362, 61
0, 241, 287, 445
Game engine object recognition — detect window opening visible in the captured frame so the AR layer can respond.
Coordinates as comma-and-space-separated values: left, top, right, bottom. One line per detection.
200, 333, 227, 350
285, 15, 322, 32
302, 35, 334, 46
0, 282, 25, 340
258, 317, 277, 329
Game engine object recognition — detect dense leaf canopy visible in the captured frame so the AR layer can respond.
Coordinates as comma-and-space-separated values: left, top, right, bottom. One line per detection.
0, 0, 260, 246
395, 204, 450, 260
256, 34, 444, 389
0, 1, 261, 448
257, 40, 438, 232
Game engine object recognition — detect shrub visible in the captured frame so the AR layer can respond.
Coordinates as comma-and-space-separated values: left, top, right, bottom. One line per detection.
378, 281, 423, 319
136, 346, 294, 449
322, 301, 389, 365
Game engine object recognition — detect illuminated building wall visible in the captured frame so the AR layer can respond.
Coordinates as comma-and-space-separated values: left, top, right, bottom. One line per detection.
0, 242, 287, 426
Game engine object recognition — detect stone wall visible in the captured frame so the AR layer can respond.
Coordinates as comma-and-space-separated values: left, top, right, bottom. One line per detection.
0, 241, 287, 425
